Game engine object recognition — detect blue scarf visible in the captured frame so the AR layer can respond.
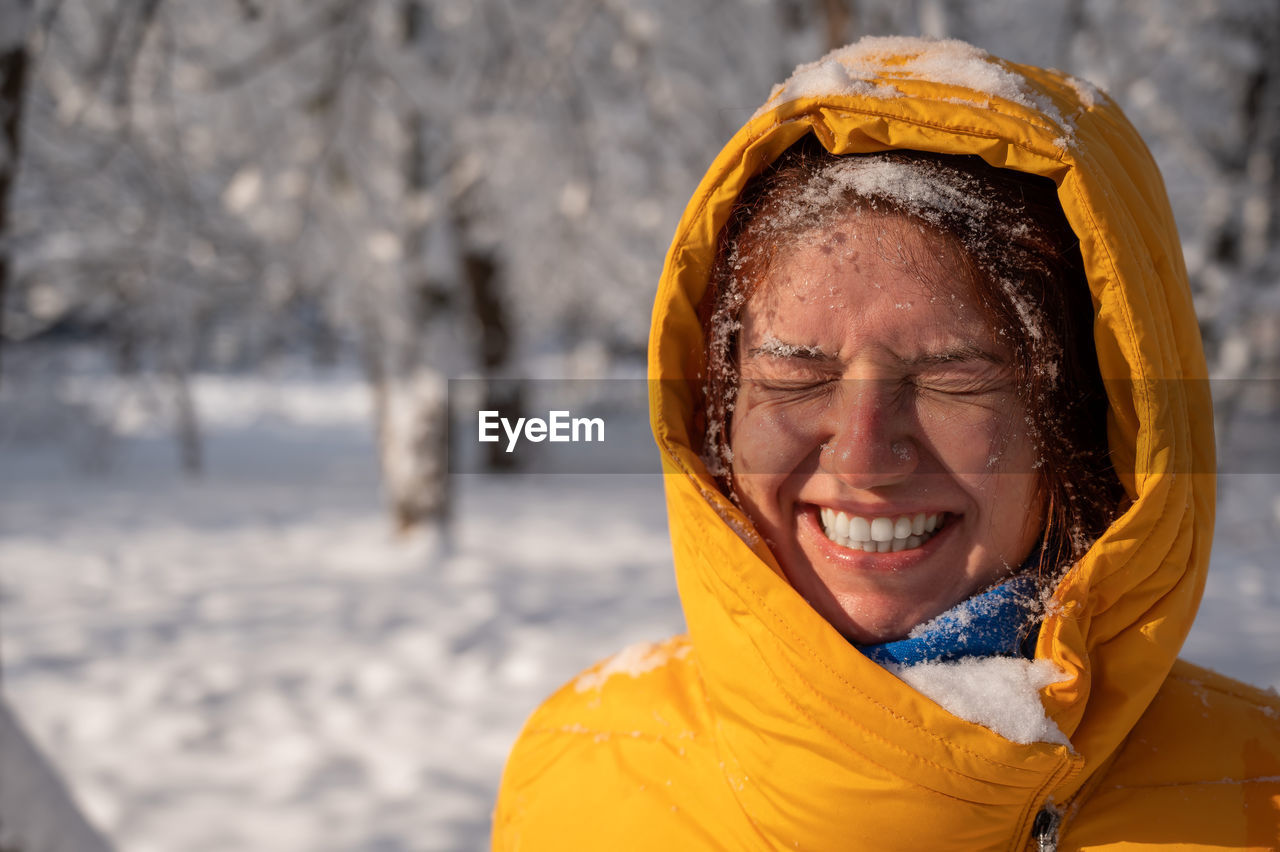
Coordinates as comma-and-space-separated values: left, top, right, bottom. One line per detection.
860, 573, 1042, 667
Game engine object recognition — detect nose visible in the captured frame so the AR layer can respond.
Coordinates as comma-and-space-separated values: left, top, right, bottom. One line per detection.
819, 378, 919, 488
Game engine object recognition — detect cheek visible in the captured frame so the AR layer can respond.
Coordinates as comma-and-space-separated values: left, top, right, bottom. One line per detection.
729, 389, 825, 477
915, 397, 1030, 473
985, 470, 1047, 557
931, 411, 1045, 549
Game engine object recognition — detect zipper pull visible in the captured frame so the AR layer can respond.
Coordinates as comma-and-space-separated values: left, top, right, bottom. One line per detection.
1032, 806, 1061, 852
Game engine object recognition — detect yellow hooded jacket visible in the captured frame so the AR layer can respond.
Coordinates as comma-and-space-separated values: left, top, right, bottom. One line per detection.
493, 38, 1280, 851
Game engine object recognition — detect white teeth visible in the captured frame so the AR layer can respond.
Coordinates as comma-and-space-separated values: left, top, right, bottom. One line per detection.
817, 510, 947, 554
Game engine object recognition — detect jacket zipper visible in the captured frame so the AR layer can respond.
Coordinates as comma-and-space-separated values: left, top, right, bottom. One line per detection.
1031, 806, 1061, 852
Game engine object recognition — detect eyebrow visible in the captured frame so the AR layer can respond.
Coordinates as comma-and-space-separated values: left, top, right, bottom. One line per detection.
745, 339, 837, 361
747, 339, 1005, 366
902, 345, 1007, 367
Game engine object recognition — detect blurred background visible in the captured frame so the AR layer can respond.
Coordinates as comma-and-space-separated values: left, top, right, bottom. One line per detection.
1, 1, 1278, 850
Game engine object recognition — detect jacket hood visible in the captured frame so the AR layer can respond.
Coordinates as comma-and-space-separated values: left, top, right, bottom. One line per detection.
647, 37, 1214, 847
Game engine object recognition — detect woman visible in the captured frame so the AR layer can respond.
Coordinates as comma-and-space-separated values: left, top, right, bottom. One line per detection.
494, 38, 1280, 850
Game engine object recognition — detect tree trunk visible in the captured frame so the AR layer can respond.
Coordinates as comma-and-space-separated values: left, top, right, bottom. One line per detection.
456, 232, 522, 471
170, 362, 203, 476
359, 0, 454, 533
818, 0, 851, 51
0, 6, 32, 387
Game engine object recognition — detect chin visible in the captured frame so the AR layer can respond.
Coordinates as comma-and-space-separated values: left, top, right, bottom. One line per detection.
830, 606, 930, 646
790, 575, 938, 645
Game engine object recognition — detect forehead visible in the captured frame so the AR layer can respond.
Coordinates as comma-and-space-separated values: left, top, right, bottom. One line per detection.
745, 213, 989, 331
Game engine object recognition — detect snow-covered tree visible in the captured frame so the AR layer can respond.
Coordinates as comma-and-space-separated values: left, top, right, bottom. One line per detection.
3, 0, 1277, 518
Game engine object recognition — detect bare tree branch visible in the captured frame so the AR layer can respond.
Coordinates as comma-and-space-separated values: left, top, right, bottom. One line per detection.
201, 0, 360, 90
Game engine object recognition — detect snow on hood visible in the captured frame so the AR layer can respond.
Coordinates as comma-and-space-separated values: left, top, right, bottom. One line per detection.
756, 37, 1071, 131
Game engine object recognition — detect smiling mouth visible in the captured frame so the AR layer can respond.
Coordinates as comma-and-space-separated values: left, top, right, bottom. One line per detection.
818, 508, 947, 553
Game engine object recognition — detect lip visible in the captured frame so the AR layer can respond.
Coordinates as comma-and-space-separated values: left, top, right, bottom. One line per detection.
797, 503, 954, 569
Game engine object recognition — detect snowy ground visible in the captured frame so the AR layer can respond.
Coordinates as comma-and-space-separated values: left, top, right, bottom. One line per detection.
1, 367, 1277, 852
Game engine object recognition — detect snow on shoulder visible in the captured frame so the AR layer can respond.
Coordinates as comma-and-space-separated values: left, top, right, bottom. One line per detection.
574, 638, 690, 692
757, 36, 1069, 132
891, 657, 1072, 746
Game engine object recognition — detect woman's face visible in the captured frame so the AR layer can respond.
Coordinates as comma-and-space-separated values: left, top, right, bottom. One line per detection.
729, 214, 1045, 644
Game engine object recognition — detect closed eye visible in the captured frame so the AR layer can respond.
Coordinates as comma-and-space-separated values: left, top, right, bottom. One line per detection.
744, 375, 838, 397
904, 345, 1012, 395
910, 367, 1013, 397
